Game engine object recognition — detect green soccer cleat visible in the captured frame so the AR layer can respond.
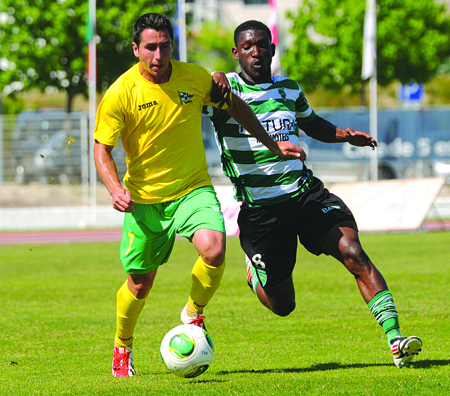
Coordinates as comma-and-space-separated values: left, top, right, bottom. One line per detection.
390, 336, 422, 368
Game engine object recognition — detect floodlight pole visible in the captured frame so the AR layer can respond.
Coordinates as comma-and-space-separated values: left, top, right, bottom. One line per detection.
369, 72, 378, 181
88, 0, 97, 222
362, 0, 378, 181
177, 0, 187, 62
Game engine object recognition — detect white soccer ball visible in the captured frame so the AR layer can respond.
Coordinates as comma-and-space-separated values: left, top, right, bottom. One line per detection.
160, 324, 214, 378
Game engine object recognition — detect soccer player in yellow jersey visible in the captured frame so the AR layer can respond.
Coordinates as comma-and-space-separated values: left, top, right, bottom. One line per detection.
93, 13, 304, 377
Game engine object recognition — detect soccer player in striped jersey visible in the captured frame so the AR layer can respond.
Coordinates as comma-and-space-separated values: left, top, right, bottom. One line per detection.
94, 14, 304, 377
206, 20, 422, 369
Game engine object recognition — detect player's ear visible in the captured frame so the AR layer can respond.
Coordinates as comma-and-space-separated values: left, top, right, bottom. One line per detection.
132, 42, 140, 58
232, 47, 239, 60
271, 43, 276, 57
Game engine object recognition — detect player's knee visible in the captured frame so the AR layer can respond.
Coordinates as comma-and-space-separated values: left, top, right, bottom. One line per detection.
133, 281, 152, 299
201, 242, 225, 267
194, 230, 226, 266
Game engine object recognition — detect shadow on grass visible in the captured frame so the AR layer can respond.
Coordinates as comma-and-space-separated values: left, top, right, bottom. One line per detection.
412, 360, 450, 369
215, 359, 450, 375
139, 371, 227, 383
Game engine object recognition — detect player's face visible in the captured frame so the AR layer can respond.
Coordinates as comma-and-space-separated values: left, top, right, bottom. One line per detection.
233, 29, 274, 85
133, 28, 173, 84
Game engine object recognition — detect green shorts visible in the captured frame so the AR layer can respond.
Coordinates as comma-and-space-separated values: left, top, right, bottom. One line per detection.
119, 186, 225, 274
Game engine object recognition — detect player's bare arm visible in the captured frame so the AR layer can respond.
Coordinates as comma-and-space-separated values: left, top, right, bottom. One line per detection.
211, 72, 232, 109
301, 115, 377, 150
94, 141, 135, 213
226, 93, 306, 160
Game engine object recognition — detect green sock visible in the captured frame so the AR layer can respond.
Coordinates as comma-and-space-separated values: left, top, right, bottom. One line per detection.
386, 328, 402, 345
250, 265, 259, 294
368, 290, 402, 346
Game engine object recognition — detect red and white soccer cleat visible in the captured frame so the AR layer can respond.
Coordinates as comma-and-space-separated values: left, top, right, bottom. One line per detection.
180, 303, 207, 332
112, 346, 135, 377
390, 336, 422, 368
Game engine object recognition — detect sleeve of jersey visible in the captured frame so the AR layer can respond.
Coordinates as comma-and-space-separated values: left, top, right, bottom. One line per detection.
93, 86, 125, 147
295, 87, 316, 124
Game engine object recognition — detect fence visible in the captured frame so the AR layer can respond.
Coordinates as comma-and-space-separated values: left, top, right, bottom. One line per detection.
0, 108, 449, 224
0, 111, 227, 188
2, 107, 450, 187
302, 107, 450, 183
0, 110, 127, 185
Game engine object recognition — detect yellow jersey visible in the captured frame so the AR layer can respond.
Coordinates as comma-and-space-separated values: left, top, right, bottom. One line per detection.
94, 60, 224, 204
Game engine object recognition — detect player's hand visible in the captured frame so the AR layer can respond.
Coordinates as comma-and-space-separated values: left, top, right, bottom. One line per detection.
344, 128, 377, 150
211, 72, 231, 108
111, 187, 135, 213
274, 141, 307, 161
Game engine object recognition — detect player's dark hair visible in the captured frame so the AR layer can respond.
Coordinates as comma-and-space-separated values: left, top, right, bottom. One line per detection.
133, 13, 174, 46
234, 20, 272, 46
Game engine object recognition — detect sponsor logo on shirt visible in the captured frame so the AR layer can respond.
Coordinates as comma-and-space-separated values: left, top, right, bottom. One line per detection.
178, 91, 194, 104
262, 119, 297, 133
138, 101, 158, 111
271, 132, 290, 142
238, 119, 297, 134
322, 205, 341, 214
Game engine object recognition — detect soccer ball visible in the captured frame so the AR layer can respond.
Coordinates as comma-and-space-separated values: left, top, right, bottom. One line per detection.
160, 324, 214, 378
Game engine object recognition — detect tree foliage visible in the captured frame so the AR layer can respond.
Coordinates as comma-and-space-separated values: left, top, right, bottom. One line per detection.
0, 0, 175, 112
187, 22, 236, 74
283, 0, 450, 93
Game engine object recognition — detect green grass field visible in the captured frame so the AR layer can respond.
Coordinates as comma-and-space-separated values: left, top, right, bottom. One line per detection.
1, 232, 450, 395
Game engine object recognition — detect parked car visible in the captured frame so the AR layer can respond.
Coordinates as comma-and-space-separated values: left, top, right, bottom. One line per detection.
12, 110, 88, 183
16, 130, 128, 184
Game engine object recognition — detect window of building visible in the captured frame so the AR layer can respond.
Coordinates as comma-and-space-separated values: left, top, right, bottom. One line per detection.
243, 0, 268, 4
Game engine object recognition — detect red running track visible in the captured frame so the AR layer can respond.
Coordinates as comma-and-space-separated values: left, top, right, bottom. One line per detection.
0, 221, 449, 246
0, 229, 122, 245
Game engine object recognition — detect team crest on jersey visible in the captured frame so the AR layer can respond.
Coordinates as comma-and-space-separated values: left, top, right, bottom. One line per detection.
256, 268, 268, 287
278, 87, 286, 100
178, 91, 194, 104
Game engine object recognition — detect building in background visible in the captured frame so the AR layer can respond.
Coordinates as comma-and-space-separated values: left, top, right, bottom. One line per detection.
186, 0, 301, 35
185, 0, 301, 76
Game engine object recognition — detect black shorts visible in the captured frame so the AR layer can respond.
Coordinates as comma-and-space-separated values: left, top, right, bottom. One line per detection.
238, 177, 356, 288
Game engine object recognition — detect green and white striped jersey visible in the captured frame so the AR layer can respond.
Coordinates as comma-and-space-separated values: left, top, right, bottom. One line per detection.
206, 73, 316, 207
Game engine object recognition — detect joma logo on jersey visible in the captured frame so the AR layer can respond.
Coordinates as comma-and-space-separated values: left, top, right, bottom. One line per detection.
138, 101, 158, 111
178, 91, 194, 104
322, 205, 341, 213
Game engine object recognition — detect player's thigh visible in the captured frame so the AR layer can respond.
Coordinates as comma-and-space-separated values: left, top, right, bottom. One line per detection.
319, 222, 360, 262
175, 186, 226, 239
119, 203, 176, 274
296, 180, 357, 256
238, 202, 297, 289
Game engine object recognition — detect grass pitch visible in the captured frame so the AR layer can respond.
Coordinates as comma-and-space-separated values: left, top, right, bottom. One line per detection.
1, 231, 450, 395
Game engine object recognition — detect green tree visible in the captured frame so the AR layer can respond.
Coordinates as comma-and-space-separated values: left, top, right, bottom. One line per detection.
284, 0, 450, 95
0, 0, 174, 112
187, 22, 236, 74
